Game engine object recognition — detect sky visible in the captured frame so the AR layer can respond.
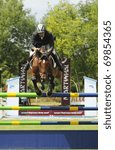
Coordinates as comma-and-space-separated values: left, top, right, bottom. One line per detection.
23, 0, 84, 22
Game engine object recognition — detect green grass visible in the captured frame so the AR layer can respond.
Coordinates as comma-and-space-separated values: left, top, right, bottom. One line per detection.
0, 124, 98, 130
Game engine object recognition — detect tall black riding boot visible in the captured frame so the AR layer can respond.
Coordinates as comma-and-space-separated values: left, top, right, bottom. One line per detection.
51, 53, 64, 72
24, 61, 30, 71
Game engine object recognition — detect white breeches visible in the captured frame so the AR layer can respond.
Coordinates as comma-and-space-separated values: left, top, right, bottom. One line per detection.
29, 48, 56, 57
30, 50, 35, 57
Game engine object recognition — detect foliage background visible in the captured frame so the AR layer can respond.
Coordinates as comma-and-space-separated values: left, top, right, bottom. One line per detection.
0, 0, 98, 92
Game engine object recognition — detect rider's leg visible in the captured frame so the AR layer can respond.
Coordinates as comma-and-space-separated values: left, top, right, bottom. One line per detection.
51, 49, 64, 72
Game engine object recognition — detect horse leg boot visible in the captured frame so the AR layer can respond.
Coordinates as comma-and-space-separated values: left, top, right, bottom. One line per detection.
47, 75, 55, 96
51, 52, 64, 72
31, 76, 42, 96
41, 79, 45, 91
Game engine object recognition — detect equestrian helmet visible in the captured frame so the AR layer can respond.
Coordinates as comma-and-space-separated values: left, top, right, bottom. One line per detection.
37, 24, 45, 33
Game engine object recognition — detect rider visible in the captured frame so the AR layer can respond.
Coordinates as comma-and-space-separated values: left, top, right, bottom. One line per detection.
25, 23, 63, 72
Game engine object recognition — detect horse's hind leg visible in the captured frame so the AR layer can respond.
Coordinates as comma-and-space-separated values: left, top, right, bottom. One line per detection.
31, 76, 42, 96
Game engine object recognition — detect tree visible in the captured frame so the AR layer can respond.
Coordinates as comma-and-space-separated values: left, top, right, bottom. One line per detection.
44, 0, 98, 90
75, 0, 98, 80
0, 0, 36, 83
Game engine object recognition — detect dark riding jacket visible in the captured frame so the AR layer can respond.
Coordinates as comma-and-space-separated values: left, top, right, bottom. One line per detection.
31, 30, 54, 50
29, 30, 62, 71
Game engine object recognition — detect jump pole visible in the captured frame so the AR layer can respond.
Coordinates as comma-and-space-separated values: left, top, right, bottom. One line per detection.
0, 106, 98, 110
0, 120, 98, 125
0, 92, 98, 97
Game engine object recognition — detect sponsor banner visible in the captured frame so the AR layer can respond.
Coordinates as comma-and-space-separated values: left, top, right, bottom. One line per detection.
62, 58, 70, 105
19, 61, 27, 106
19, 61, 27, 92
19, 110, 84, 116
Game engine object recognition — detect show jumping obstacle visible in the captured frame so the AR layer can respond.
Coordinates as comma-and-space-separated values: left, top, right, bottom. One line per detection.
0, 93, 98, 125
0, 92, 98, 97
0, 92, 98, 125
0, 91, 98, 149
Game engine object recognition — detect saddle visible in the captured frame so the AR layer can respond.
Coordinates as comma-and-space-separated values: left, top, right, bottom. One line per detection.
30, 52, 57, 70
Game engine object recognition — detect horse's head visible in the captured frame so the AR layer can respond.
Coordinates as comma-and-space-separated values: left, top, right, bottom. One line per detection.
35, 47, 52, 59
35, 47, 53, 80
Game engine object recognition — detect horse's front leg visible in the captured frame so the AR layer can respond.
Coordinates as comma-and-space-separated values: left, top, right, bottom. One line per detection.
41, 79, 45, 91
47, 75, 55, 96
31, 76, 42, 96
31, 67, 42, 96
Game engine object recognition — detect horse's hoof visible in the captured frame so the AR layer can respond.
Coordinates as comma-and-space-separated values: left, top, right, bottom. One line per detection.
47, 91, 52, 97
36, 90, 42, 96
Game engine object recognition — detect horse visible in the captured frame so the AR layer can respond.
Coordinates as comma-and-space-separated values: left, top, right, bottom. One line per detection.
30, 47, 62, 96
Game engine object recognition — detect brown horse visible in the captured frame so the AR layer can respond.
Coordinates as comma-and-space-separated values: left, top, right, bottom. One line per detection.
30, 47, 62, 96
